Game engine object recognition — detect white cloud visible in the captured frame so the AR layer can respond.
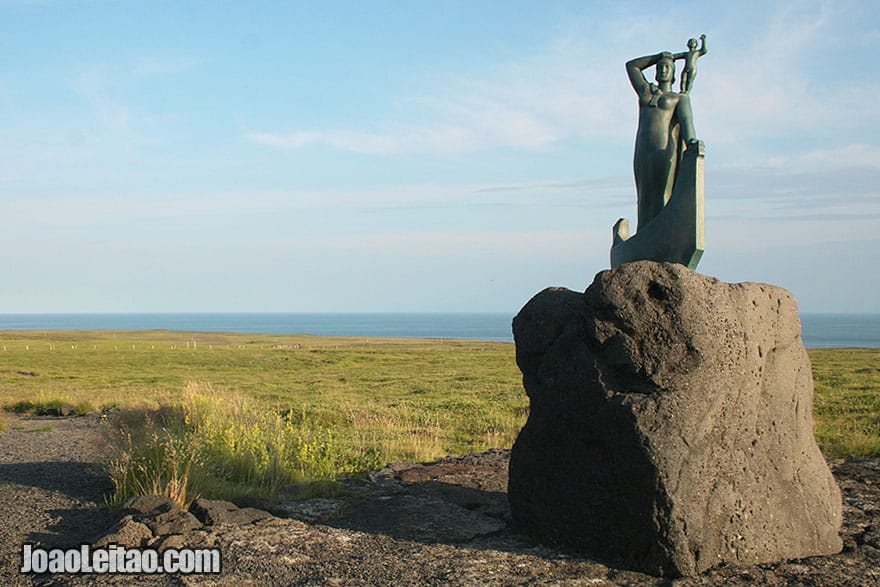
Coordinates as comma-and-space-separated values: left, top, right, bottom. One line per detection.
0, 178, 613, 230
245, 29, 631, 156
698, 2, 880, 151
246, 126, 480, 156
766, 144, 880, 171
66, 54, 199, 138
71, 67, 130, 131
706, 161, 880, 227
246, 105, 560, 156
709, 212, 878, 252
260, 228, 610, 263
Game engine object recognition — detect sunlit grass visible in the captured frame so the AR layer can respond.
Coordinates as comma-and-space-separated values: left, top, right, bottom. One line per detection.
0, 330, 527, 501
809, 348, 880, 458
0, 331, 876, 502
5, 395, 98, 416
106, 406, 196, 507
104, 379, 524, 505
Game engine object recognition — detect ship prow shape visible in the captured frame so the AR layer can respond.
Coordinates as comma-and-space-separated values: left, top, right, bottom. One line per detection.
611, 141, 705, 270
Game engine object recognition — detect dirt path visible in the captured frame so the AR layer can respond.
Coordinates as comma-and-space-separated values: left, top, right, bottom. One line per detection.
0, 414, 116, 585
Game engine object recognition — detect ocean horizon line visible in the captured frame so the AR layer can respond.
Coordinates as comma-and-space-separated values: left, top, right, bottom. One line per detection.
1, 312, 878, 348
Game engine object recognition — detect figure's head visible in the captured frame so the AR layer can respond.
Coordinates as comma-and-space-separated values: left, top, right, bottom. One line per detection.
655, 52, 675, 84
687, 38, 698, 50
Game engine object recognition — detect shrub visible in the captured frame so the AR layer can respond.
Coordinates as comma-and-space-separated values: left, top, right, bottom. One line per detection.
5, 397, 98, 416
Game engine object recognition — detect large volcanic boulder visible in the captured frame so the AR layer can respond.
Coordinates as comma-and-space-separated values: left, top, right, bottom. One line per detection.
508, 261, 842, 577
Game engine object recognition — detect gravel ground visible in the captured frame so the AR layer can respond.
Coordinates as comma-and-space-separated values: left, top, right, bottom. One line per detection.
1, 415, 878, 586
0, 414, 116, 584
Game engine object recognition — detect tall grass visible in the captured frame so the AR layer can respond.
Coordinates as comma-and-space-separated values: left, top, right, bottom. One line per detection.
106, 378, 529, 505
106, 408, 196, 507
106, 382, 388, 506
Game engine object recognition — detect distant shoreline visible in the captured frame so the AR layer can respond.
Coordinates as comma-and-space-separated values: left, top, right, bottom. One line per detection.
0, 312, 878, 348
0, 313, 517, 344
0, 328, 877, 351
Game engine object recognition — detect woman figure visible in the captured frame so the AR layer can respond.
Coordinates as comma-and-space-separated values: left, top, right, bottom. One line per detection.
626, 50, 700, 231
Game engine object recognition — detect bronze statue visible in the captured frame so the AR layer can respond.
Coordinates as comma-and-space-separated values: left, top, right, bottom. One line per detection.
611, 36, 707, 270
676, 35, 707, 95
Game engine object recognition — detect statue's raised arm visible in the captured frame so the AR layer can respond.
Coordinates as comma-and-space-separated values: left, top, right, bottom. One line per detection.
626, 52, 671, 102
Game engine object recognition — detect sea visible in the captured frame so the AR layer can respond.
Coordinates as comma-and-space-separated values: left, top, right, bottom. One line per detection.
0, 312, 878, 349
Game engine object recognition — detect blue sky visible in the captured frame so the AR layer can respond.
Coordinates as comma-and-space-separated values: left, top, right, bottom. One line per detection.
1, 0, 878, 313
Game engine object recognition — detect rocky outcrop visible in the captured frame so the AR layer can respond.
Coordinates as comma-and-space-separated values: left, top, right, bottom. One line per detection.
93, 495, 270, 548
508, 261, 843, 576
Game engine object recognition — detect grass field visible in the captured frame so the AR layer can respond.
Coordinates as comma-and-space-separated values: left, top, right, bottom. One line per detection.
810, 348, 880, 457
0, 330, 526, 503
0, 330, 876, 503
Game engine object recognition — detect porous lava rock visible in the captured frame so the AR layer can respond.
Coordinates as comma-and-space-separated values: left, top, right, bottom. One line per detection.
189, 498, 272, 526
508, 261, 843, 576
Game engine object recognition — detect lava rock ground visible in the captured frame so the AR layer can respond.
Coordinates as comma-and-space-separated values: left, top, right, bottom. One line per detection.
1, 415, 878, 586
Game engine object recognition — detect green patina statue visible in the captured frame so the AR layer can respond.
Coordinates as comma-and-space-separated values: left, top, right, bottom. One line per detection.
676, 34, 707, 95
611, 37, 707, 271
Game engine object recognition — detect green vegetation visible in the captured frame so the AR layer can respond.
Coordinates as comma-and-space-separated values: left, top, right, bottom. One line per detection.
24, 424, 55, 433
810, 348, 880, 458
0, 331, 876, 504
0, 330, 526, 504
6, 397, 97, 416
105, 383, 385, 506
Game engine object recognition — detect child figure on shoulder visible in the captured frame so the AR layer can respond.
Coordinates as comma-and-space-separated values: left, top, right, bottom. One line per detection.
675, 34, 707, 94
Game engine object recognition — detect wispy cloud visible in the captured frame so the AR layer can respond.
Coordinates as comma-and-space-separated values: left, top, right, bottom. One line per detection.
246, 125, 486, 156
246, 102, 560, 156
247, 1, 876, 172
766, 144, 880, 171
699, 2, 879, 151
263, 228, 610, 263
71, 66, 130, 131
245, 32, 627, 156
0, 179, 605, 228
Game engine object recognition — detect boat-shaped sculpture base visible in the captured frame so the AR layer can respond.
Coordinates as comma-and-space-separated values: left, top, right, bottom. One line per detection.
611, 141, 705, 270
